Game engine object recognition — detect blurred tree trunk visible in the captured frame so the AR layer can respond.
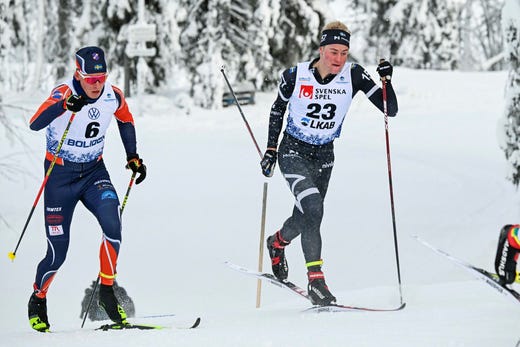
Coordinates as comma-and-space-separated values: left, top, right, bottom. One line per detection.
56, 0, 72, 79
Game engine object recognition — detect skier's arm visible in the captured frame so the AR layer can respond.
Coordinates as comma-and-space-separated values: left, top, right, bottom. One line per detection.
267, 96, 288, 149
113, 86, 137, 156
113, 86, 147, 184
351, 64, 398, 117
261, 68, 295, 177
29, 85, 72, 130
266, 68, 296, 149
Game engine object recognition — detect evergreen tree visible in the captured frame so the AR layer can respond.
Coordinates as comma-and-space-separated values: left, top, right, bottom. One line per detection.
244, 0, 274, 90
0, 0, 512, 108
0, 0, 33, 91
331, 0, 370, 63
179, 0, 225, 108
147, 1, 185, 90
0, 0, 9, 92
268, 0, 325, 72
178, 0, 326, 108
222, 0, 257, 84
102, 0, 136, 88
499, 0, 520, 185
359, 0, 397, 62
42, 1, 63, 81
387, 0, 460, 69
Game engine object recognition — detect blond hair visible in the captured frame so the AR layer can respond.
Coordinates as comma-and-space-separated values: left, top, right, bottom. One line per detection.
322, 21, 351, 34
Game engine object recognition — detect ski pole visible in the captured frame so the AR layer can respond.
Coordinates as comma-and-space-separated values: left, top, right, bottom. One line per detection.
8, 112, 77, 261
81, 172, 136, 328
380, 59, 404, 305
220, 67, 263, 159
120, 171, 137, 216
81, 277, 99, 328
220, 67, 269, 307
256, 182, 268, 308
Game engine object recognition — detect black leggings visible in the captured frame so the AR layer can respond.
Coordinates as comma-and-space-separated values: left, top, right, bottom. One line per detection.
277, 134, 334, 263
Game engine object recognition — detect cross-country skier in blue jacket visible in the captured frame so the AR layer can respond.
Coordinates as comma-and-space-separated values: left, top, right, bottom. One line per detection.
27, 46, 147, 332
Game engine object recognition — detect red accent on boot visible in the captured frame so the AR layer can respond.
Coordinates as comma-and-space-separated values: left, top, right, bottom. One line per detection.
270, 231, 289, 266
33, 284, 47, 299
307, 271, 325, 281
33, 274, 56, 299
273, 231, 289, 249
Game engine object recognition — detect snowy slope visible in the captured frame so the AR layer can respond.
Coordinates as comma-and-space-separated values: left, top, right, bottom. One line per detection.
1, 67, 520, 346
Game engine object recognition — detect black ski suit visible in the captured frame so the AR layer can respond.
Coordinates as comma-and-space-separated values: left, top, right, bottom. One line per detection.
267, 58, 398, 263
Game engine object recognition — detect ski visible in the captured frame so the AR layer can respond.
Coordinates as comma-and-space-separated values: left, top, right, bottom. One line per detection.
225, 261, 406, 312
97, 323, 164, 331
136, 313, 177, 319
225, 261, 310, 300
96, 317, 201, 331
303, 302, 406, 313
414, 235, 520, 304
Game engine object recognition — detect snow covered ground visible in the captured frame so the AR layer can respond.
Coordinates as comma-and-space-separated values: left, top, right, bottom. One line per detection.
2, 66, 520, 346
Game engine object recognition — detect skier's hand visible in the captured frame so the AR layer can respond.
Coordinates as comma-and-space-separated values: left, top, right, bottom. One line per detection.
126, 153, 147, 184
376, 59, 393, 82
64, 94, 88, 112
260, 149, 277, 177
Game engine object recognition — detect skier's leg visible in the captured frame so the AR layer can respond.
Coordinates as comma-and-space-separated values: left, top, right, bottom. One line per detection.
302, 146, 334, 263
82, 162, 126, 324
276, 141, 322, 247
281, 146, 334, 264
34, 165, 77, 296
278, 140, 336, 305
30, 162, 77, 331
82, 163, 121, 286
305, 147, 336, 305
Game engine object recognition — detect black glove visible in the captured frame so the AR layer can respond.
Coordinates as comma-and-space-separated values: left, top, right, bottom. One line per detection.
126, 153, 147, 185
64, 94, 88, 112
260, 149, 277, 177
376, 59, 393, 82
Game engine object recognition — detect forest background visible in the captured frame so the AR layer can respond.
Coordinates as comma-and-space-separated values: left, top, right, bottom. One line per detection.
1, 0, 520, 182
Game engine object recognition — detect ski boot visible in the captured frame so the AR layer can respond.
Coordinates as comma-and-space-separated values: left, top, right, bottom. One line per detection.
495, 224, 520, 285
28, 292, 50, 332
307, 270, 336, 306
267, 231, 290, 280
98, 284, 128, 324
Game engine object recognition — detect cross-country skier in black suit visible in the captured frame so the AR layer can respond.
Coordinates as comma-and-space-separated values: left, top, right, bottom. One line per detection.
260, 20, 398, 305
